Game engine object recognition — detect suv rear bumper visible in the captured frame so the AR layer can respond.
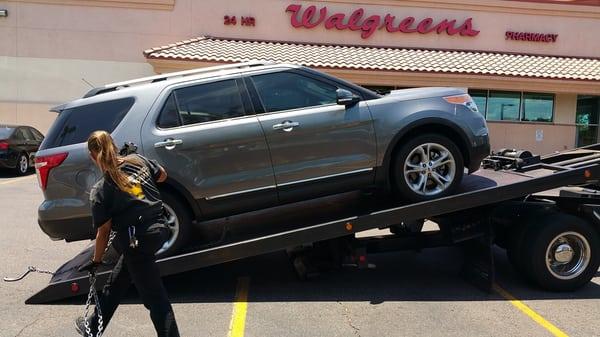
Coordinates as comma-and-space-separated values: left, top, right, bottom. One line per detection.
38, 200, 94, 241
38, 217, 94, 241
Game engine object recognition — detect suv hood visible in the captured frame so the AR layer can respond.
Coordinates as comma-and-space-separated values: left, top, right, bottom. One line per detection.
387, 87, 467, 101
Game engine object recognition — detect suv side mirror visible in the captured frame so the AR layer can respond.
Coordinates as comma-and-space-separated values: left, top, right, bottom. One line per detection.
336, 89, 360, 106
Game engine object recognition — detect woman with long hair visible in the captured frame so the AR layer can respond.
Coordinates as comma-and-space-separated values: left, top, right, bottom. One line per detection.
75, 130, 180, 337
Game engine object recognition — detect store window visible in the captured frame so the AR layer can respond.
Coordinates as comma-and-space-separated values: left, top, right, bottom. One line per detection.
468, 90, 554, 122
487, 91, 521, 121
522, 93, 554, 122
576, 95, 600, 147
469, 90, 487, 117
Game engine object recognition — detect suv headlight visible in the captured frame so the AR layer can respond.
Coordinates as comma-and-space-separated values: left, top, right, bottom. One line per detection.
443, 94, 479, 113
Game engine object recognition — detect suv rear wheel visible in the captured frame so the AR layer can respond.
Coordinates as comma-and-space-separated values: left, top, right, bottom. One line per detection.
392, 134, 464, 202
156, 190, 191, 258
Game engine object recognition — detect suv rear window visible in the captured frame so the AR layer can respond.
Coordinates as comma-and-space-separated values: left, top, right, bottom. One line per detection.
41, 98, 135, 149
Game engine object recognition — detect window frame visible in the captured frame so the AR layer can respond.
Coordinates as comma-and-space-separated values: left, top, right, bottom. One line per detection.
155, 76, 250, 130
247, 70, 345, 115
521, 92, 555, 123
468, 89, 554, 123
486, 90, 522, 122
41, 97, 135, 150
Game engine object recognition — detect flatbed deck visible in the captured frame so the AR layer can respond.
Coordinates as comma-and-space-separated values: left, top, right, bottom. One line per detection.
25, 145, 600, 304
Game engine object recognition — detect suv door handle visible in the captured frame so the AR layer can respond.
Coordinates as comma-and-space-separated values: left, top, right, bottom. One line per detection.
154, 138, 183, 150
272, 121, 300, 132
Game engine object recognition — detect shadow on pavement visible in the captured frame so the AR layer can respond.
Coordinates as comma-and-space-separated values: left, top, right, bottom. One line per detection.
51, 245, 600, 306
0, 169, 35, 179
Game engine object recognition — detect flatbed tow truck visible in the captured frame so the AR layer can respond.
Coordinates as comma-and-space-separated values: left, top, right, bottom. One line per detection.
23, 144, 600, 304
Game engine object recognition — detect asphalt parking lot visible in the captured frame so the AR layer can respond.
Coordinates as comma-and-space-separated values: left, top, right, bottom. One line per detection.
1, 172, 600, 337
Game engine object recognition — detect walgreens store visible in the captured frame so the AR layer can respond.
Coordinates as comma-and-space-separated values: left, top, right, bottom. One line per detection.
2, 0, 600, 155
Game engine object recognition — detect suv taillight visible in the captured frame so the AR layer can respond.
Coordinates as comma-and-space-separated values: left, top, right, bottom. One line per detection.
0, 140, 8, 150
35, 153, 68, 191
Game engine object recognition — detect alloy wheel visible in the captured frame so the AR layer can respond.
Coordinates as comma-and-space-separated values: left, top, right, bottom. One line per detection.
19, 154, 29, 174
403, 143, 456, 196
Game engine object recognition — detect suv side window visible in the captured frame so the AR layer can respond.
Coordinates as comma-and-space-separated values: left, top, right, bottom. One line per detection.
41, 97, 135, 150
157, 79, 245, 128
251, 72, 338, 113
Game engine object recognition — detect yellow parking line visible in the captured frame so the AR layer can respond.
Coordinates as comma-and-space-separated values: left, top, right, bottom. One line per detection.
227, 277, 250, 337
0, 175, 35, 185
493, 284, 569, 337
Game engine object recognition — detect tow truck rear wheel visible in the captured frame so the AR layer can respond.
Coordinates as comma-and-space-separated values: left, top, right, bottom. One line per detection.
516, 213, 600, 291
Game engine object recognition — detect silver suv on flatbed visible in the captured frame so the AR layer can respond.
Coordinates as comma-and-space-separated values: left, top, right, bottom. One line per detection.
35, 61, 489, 256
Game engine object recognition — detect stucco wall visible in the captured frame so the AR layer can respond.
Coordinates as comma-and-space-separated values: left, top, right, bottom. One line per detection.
0, 56, 155, 132
0, 0, 598, 150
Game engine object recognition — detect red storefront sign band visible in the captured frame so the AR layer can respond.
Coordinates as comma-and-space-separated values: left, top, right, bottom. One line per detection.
285, 4, 480, 39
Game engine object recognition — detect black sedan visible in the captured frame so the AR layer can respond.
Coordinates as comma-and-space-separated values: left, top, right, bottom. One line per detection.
0, 125, 44, 175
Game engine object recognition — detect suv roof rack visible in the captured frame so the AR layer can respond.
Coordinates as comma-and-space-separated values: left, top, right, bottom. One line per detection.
83, 60, 273, 98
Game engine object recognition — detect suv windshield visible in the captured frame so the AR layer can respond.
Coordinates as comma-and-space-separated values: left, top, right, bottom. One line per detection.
41, 97, 135, 150
0, 127, 14, 139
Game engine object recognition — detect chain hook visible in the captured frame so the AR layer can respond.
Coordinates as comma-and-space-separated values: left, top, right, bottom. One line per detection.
3, 266, 54, 282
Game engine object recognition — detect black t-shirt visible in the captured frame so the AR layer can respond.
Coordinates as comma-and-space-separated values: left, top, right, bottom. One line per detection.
90, 154, 166, 234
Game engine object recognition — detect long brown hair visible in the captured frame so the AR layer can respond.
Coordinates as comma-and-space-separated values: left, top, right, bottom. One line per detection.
87, 131, 140, 191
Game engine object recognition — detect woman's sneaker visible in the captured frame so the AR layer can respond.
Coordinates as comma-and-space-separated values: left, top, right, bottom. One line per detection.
75, 316, 88, 336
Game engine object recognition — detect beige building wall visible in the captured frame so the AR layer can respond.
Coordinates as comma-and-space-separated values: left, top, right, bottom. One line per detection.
486, 93, 578, 155
0, 0, 599, 152
0, 56, 156, 132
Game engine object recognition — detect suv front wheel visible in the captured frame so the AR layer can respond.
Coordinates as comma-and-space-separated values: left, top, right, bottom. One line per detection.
392, 134, 464, 202
156, 190, 191, 258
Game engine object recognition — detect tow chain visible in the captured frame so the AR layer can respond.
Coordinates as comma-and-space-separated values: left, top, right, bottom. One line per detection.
83, 230, 116, 337
3, 266, 55, 282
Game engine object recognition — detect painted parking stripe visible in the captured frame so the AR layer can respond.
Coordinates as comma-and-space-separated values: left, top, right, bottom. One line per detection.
0, 175, 35, 185
493, 284, 569, 337
227, 277, 250, 337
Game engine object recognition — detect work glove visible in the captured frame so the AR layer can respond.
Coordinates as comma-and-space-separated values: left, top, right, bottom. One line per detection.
78, 259, 102, 275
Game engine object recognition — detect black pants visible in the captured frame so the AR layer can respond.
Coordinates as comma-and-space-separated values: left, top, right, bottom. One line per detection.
88, 228, 180, 337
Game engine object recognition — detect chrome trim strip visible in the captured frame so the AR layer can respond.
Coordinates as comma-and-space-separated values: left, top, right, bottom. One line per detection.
278, 168, 374, 187
205, 185, 277, 200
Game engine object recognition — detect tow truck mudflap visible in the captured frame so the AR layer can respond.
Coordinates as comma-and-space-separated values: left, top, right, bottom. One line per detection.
26, 245, 118, 304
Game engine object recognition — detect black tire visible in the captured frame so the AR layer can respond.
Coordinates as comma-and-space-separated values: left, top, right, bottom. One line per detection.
519, 213, 600, 291
392, 134, 464, 202
15, 152, 30, 176
156, 190, 192, 258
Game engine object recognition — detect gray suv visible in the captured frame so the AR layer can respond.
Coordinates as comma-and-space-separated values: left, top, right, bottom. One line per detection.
35, 61, 489, 256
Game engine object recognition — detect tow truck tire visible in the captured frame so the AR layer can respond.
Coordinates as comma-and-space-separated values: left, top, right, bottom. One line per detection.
520, 213, 600, 291
156, 191, 191, 258
392, 134, 464, 202
506, 223, 530, 277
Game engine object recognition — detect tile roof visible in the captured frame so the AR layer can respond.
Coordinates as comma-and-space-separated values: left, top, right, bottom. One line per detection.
144, 36, 600, 81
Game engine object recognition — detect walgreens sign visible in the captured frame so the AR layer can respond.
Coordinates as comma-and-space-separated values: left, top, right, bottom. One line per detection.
285, 4, 480, 39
